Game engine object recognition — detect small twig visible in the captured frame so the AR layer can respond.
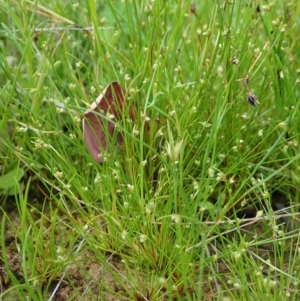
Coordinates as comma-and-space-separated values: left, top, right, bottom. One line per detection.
48, 238, 86, 301
205, 245, 220, 293
186, 209, 300, 252
249, 251, 300, 282
0, 26, 114, 35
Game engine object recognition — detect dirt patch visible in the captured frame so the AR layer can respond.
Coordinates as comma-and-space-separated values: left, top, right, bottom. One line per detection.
47, 256, 128, 300
0, 200, 130, 300
1, 199, 299, 300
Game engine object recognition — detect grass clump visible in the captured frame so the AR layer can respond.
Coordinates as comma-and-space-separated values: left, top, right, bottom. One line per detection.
1, 0, 300, 300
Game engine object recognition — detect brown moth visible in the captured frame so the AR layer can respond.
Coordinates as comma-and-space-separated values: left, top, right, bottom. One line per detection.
82, 82, 133, 163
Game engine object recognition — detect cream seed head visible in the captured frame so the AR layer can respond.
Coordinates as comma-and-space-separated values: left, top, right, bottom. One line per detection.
132, 124, 139, 136
16, 126, 28, 133
216, 172, 226, 181
16, 146, 24, 152
256, 210, 263, 218
208, 167, 215, 178
121, 230, 127, 240
140, 111, 150, 122
139, 234, 147, 243
171, 214, 181, 224
75, 61, 83, 68
63, 184, 71, 191
127, 184, 134, 191
56, 107, 64, 114
94, 173, 102, 184
155, 128, 164, 137
32, 139, 48, 149
54, 171, 63, 179
193, 181, 199, 191
124, 74, 131, 81
233, 282, 242, 290
166, 140, 183, 162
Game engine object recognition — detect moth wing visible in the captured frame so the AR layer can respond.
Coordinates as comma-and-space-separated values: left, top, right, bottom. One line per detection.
83, 82, 124, 162
83, 113, 107, 162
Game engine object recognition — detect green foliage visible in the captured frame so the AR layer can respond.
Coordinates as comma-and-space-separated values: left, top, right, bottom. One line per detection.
0, 167, 24, 195
1, 0, 300, 300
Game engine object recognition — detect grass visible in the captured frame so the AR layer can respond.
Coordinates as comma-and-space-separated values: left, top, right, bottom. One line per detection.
1, 0, 300, 300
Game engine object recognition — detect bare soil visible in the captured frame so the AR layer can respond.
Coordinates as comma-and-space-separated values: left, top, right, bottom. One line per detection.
1, 198, 299, 300
0, 199, 131, 300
